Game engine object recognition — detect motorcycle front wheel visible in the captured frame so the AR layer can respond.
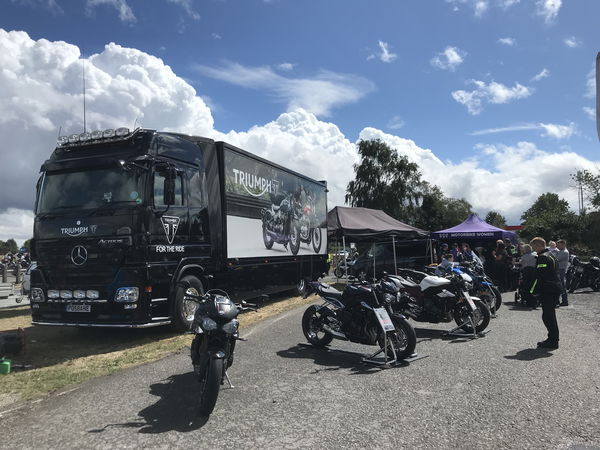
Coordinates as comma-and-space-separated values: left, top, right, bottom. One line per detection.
454, 299, 490, 333
491, 286, 502, 311
311, 227, 322, 253
302, 305, 333, 347
568, 274, 580, 293
289, 222, 301, 255
378, 316, 417, 361
262, 226, 274, 249
198, 357, 224, 417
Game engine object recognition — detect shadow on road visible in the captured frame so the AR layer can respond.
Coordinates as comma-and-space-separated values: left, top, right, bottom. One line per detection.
504, 348, 554, 361
88, 372, 209, 434
414, 327, 480, 343
277, 343, 409, 374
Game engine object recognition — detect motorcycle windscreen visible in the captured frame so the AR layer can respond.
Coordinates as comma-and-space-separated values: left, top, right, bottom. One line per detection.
223, 148, 327, 259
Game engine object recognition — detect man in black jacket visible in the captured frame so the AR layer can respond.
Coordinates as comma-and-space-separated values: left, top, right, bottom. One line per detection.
530, 237, 561, 349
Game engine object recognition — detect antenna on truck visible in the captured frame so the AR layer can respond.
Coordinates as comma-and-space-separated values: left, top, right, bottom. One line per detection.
82, 52, 87, 133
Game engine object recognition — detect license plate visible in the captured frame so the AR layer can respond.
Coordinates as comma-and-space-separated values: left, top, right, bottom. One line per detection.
373, 307, 396, 332
65, 304, 91, 313
463, 291, 476, 311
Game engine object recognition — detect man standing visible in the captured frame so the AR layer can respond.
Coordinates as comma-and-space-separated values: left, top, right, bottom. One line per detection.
530, 237, 561, 349
556, 239, 570, 306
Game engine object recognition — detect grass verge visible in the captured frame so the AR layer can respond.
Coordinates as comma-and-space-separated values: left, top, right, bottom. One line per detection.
0, 294, 315, 408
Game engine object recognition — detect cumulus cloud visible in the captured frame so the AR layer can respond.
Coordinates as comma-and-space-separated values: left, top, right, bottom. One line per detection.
585, 66, 595, 99
536, 0, 561, 24
194, 62, 375, 117
358, 128, 596, 223
452, 79, 532, 114
277, 62, 295, 71
497, 37, 516, 46
471, 122, 576, 139
563, 36, 581, 48
531, 68, 550, 82
85, 0, 136, 23
430, 46, 466, 71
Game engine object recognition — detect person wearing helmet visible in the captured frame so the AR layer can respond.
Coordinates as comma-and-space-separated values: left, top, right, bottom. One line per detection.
530, 237, 561, 350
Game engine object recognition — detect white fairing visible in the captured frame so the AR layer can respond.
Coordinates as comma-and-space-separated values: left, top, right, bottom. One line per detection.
460, 273, 472, 282
420, 276, 451, 291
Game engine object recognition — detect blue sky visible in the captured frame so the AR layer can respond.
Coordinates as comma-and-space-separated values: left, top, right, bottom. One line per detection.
0, 0, 599, 241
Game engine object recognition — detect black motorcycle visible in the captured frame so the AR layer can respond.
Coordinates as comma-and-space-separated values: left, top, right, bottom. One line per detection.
261, 192, 301, 255
296, 196, 322, 253
179, 281, 263, 416
391, 269, 490, 334
567, 256, 600, 293
301, 277, 417, 363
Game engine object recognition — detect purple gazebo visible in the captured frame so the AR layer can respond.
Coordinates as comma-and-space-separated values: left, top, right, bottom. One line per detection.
431, 213, 517, 244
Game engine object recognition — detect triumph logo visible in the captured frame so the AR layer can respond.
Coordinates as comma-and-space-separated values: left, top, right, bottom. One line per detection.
61, 221, 98, 237
232, 168, 278, 198
161, 216, 180, 244
71, 245, 88, 266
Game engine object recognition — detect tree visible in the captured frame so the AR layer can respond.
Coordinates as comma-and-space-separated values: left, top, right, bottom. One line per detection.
572, 169, 600, 210
23, 238, 33, 252
345, 139, 427, 222
485, 210, 507, 229
520, 193, 583, 243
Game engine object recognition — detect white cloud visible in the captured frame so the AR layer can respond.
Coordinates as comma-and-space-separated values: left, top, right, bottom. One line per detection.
471, 122, 576, 139
499, 0, 520, 8
9, 0, 63, 14
564, 36, 581, 48
583, 106, 595, 120
1, 27, 599, 241
497, 37, 516, 46
387, 116, 406, 130
0, 209, 34, 245
85, 0, 136, 23
368, 41, 397, 63
277, 62, 295, 71
536, 0, 561, 24
211, 33, 221, 40
194, 62, 375, 117
430, 46, 466, 71
167, 0, 200, 20
447, 0, 520, 16
531, 68, 550, 82
585, 66, 595, 99
452, 79, 532, 114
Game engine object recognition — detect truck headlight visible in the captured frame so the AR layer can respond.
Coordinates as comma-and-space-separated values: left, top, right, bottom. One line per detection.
31, 288, 45, 303
73, 290, 86, 299
86, 290, 100, 300
47, 290, 60, 299
115, 287, 139, 303
60, 290, 73, 299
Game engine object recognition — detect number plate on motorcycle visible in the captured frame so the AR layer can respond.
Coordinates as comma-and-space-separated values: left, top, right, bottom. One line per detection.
65, 304, 91, 313
463, 291, 476, 311
373, 307, 396, 332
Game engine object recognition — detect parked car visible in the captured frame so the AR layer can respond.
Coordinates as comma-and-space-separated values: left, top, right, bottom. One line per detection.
21, 262, 36, 296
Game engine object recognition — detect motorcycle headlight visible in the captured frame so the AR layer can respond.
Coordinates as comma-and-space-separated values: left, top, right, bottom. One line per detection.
383, 293, 396, 304
222, 319, 239, 334
201, 317, 218, 331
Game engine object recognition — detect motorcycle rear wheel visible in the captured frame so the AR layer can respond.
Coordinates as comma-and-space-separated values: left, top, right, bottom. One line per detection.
263, 226, 274, 249
454, 299, 490, 333
377, 316, 416, 361
198, 357, 224, 417
302, 305, 334, 347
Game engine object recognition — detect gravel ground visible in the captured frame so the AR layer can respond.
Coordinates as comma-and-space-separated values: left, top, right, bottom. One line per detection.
1, 290, 599, 449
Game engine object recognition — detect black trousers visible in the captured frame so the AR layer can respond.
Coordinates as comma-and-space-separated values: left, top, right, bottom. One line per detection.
541, 294, 560, 344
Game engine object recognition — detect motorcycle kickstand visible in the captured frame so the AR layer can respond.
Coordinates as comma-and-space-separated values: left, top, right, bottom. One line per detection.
224, 371, 234, 389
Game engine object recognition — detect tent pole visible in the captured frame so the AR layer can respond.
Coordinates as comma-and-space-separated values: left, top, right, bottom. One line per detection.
343, 236, 347, 278
392, 236, 398, 275
373, 242, 376, 280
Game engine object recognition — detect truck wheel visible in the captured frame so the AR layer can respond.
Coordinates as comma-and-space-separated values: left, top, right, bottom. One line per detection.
289, 222, 300, 255
263, 226, 274, 249
172, 275, 204, 332
311, 228, 322, 253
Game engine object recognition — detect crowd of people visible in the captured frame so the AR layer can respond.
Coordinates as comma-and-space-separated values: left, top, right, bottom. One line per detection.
436, 237, 568, 349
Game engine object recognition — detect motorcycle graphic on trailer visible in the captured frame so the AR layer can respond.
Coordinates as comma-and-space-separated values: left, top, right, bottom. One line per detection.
261, 192, 301, 255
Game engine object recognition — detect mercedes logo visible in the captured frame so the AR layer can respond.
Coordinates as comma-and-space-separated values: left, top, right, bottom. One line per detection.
71, 245, 88, 266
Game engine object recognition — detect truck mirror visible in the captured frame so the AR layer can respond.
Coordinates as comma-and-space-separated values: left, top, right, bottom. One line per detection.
163, 177, 176, 205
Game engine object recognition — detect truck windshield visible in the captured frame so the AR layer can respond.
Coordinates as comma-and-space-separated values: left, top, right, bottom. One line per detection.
37, 168, 145, 213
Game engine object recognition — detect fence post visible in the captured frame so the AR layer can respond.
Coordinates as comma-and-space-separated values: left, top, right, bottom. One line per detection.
2, 264, 7, 283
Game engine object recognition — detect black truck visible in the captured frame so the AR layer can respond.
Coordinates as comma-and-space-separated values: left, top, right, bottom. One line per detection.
29, 127, 328, 330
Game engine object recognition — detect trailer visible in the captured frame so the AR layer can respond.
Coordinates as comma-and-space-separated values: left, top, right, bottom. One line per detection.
29, 128, 328, 330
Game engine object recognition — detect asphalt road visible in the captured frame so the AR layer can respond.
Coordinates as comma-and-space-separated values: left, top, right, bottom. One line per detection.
1, 290, 600, 449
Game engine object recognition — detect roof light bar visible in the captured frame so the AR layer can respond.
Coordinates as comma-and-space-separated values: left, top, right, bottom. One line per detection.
57, 127, 133, 147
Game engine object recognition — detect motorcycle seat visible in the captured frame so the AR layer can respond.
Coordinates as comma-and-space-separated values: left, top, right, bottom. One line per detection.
316, 283, 343, 300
